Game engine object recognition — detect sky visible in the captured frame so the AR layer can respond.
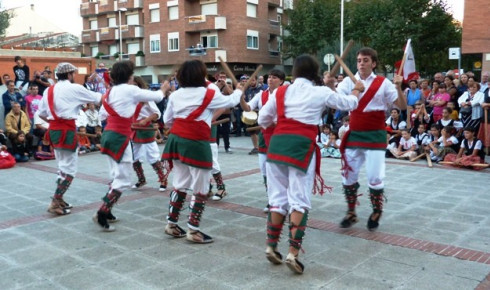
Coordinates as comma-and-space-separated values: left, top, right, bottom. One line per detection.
0, 0, 465, 37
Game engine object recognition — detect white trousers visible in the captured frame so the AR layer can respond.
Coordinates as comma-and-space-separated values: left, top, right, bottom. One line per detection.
266, 154, 315, 216
133, 141, 160, 164
54, 148, 78, 176
107, 144, 133, 191
258, 153, 267, 177
172, 160, 211, 195
341, 148, 385, 190
210, 143, 220, 174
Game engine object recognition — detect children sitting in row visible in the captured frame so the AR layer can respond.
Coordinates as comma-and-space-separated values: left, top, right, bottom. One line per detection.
318, 125, 341, 158
34, 137, 55, 160
443, 127, 486, 169
389, 129, 417, 160
427, 125, 459, 162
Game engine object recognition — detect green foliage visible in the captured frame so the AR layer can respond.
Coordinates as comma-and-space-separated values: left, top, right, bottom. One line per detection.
283, 0, 462, 76
0, 2, 11, 38
135, 50, 145, 57
113, 52, 120, 59
95, 52, 105, 59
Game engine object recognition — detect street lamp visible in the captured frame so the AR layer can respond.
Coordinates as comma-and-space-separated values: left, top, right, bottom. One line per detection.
118, 7, 127, 61
340, 0, 350, 74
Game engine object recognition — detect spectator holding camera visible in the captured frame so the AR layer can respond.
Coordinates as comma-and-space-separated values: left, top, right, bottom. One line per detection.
88, 63, 109, 94
31, 70, 51, 96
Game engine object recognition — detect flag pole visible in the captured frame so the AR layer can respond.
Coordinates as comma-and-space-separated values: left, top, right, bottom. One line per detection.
397, 39, 411, 77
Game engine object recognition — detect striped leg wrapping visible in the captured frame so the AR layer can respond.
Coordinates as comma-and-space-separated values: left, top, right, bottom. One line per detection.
289, 210, 309, 251
151, 161, 166, 184
53, 172, 74, 199
100, 189, 122, 213
267, 212, 285, 248
188, 194, 207, 229
132, 161, 146, 184
212, 172, 225, 191
167, 190, 187, 223
369, 188, 384, 213
344, 182, 360, 211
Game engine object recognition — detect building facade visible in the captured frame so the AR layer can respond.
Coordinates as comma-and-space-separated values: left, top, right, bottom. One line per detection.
80, 0, 287, 83
462, 0, 490, 74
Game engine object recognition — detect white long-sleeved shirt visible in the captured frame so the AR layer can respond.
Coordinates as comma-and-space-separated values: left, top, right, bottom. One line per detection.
336, 72, 398, 112
135, 101, 161, 121
457, 91, 484, 107
164, 86, 242, 127
38, 80, 102, 120
258, 78, 358, 128
99, 84, 163, 120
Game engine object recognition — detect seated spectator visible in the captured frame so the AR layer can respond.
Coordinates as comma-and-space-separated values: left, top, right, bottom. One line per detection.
437, 107, 463, 131
425, 124, 441, 156
444, 127, 486, 169
34, 135, 55, 160
2, 80, 24, 117
407, 101, 430, 136
85, 102, 101, 134
318, 124, 331, 146
76, 107, 88, 128
320, 131, 341, 158
24, 84, 43, 124
414, 124, 430, 154
77, 126, 92, 154
89, 125, 102, 151
5, 102, 32, 147
11, 131, 30, 162
338, 115, 350, 140
33, 110, 49, 140
386, 108, 406, 149
428, 125, 459, 162
429, 83, 450, 122
447, 101, 459, 120
389, 129, 417, 160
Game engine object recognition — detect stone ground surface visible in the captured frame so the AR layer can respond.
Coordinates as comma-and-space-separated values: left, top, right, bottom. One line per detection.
0, 136, 489, 290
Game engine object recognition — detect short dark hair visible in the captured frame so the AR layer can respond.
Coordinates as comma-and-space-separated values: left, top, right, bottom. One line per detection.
14, 56, 22, 62
177, 60, 207, 88
391, 108, 400, 114
111, 61, 134, 85
357, 47, 378, 68
268, 69, 285, 81
445, 75, 454, 81
292, 54, 320, 82
6, 80, 15, 86
444, 107, 453, 114
28, 84, 38, 89
56, 72, 71, 80
430, 124, 441, 130
463, 126, 475, 133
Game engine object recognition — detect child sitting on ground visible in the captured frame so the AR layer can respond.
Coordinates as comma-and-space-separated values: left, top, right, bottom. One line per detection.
414, 123, 430, 155
389, 129, 417, 160
11, 131, 30, 162
428, 125, 459, 162
77, 126, 92, 154
318, 125, 331, 148
89, 125, 102, 151
443, 127, 486, 169
338, 115, 350, 139
34, 135, 55, 160
320, 131, 341, 158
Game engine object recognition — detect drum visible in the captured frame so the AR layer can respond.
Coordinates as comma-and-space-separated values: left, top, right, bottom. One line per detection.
241, 111, 258, 125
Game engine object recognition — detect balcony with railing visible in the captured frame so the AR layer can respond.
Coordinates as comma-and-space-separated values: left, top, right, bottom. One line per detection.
81, 30, 99, 44
184, 15, 227, 32
268, 0, 281, 7
80, 1, 97, 17
117, 0, 143, 10
81, 25, 143, 44
97, 0, 115, 14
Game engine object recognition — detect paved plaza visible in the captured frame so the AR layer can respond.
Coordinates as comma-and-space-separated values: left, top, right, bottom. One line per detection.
0, 136, 489, 289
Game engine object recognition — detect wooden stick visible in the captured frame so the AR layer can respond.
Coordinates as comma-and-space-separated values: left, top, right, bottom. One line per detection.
425, 153, 433, 168
243, 65, 263, 92
334, 54, 357, 84
246, 126, 262, 132
330, 39, 354, 76
485, 108, 488, 155
131, 126, 158, 131
409, 153, 425, 162
218, 56, 238, 87
211, 118, 230, 126
77, 132, 97, 138
439, 161, 489, 168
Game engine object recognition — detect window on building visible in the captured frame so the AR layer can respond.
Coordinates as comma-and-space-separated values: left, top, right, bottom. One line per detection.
126, 14, 139, 25
246, 3, 257, 18
90, 20, 98, 30
168, 6, 178, 20
168, 32, 179, 51
201, 33, 218, 48
201, 3, 217, 15
109, 45, 118, 56
91, 46, 99, 57
247, 30, 259, 49
127, 43, 140, 54
150, 34, 161, 53
108, 17, 116, 27
150, 9, 160, 22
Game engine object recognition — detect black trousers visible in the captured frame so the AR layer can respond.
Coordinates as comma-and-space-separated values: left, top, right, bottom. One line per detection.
217, 114, 231, 150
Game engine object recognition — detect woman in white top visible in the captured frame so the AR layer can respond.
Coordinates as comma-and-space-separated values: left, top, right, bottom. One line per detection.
458, 83, 484, 133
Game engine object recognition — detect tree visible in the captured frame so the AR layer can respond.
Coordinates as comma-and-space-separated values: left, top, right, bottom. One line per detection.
0, 1, 12, 38
345, 0, 461, 76
282, 0, 340, 59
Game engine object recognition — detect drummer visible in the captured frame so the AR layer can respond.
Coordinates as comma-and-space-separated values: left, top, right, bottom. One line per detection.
243, 75, 264, 155
240, 69, 286, 212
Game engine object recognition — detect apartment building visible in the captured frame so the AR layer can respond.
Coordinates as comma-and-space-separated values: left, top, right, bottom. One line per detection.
462, 0, 490, 74
80, 0, 287, 83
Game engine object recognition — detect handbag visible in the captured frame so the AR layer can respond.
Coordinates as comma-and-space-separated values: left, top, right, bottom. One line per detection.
460, 106, 472, 115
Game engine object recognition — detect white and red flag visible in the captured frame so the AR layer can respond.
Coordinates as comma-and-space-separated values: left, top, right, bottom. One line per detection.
395, 39, 419, 82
